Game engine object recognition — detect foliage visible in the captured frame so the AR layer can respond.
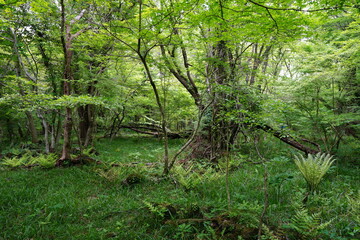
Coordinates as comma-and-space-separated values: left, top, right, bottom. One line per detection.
228, 200, 263, 229
285, 206, 333, 239
142, 200, 169, 218
346, 191, 360, 226
0, 137, 359, 239
96, 164, 149, 185
171, 165, 202, 190
1, 152, 57, 168
1, 152, 31, 168
171, 164, 223, 191
0, 0, 360, 238
294, 153, 335, 192
96, 168, 120, 182
29, 154, 57, 168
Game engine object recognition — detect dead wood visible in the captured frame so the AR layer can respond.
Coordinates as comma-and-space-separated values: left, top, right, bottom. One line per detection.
257, 124, 320, 154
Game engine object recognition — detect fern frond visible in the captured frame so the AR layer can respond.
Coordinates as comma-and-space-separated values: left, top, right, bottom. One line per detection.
290, 206, 333, 239
294, 153, 335, 192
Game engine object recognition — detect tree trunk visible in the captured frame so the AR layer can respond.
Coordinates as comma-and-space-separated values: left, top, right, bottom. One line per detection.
208, 40, 235, 158
25, 112, 39, 144
78, 104, 95, 147
58, 0, 88, 164
78, 105, 90, 146
37, 111, 50, 153
77, 82, 96, 147
59, 0, 74, 162
10, 27, 39, 144
60, 107, 73, 160
6, 118, 15, 143
59, 38, 73, 161
140, 55, 169, 174
50, 113, 62, 153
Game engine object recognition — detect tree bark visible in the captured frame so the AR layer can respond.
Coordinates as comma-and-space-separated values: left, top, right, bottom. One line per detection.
37, 111, 50, 153
77, 82, 97, 147
59, 0, 73, 161
208, 40, 237, 158
58, 0, 88, 163
25, 112, 39, 144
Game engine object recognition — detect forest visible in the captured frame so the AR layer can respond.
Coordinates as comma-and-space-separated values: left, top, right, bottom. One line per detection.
0, 0, 359, 239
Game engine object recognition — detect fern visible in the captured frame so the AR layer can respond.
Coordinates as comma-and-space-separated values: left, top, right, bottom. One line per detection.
294, 153, 335, 192
288, 207, 333, 239
96, 168, 120, 182
1, 153, 57, 168
172, 165, 201, 190
1, 152, 32, 167
28, 154, 57, 168
260, 224, 280, 240
346, 191, 360, 225
171, 165, 223, 190
142, 200, 167, 218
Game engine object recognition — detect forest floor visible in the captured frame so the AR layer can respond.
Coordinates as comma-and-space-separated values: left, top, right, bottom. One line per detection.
0, 136, 359, 240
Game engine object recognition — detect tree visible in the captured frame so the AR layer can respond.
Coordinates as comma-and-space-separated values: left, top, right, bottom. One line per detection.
1, 0, 359, 165
267, 9, 360, 153
155, 0, 327, 158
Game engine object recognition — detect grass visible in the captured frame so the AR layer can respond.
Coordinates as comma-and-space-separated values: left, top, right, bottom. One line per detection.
94, 135, 184, 164
0, 136, 359, 239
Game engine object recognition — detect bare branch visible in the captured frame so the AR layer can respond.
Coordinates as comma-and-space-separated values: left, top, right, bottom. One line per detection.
70, 9, 87, 24
0, 34, 14, 42
266, 8, 278, 31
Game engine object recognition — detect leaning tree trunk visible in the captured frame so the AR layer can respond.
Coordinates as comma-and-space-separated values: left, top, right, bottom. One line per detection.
10, 27, 39, 144
159, 30, 236, 160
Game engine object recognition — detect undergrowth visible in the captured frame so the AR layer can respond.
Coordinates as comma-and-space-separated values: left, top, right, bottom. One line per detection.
1, 151, 58, 168
0, 136, 359, 239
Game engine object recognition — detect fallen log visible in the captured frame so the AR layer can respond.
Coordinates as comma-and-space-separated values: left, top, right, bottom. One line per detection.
121, 123, 183, 139
257, 124, 320, 154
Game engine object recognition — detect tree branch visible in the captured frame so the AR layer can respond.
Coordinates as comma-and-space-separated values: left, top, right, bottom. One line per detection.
70, 9, 87, 24
70, 26, 91, 40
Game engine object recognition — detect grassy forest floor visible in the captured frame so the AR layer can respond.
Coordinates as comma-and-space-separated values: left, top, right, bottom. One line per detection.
0, 136, 359, 240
